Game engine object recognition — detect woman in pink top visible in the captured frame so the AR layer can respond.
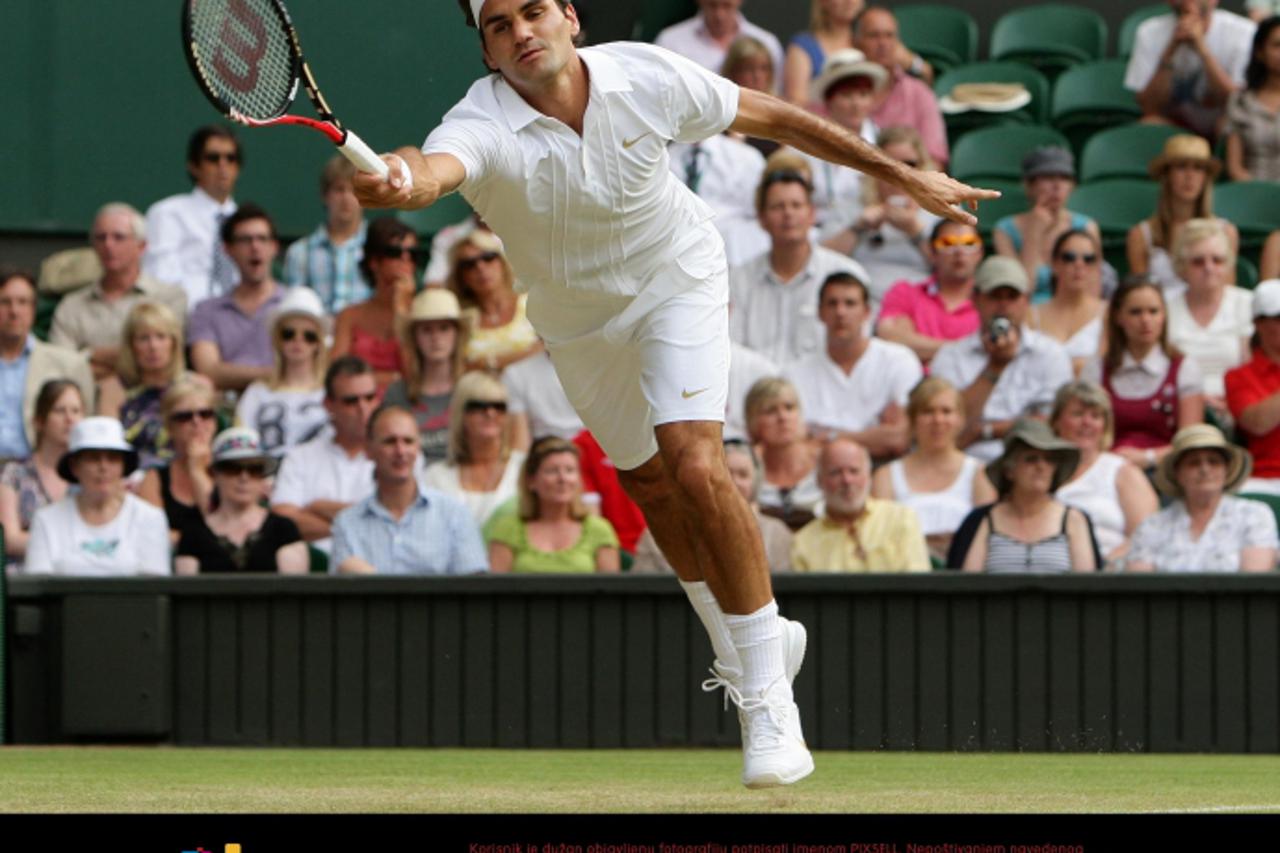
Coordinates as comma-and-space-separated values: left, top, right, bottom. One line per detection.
331, 217, 415, 390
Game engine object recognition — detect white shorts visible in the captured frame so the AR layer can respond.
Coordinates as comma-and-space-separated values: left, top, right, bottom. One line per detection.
532, 269, 731, 471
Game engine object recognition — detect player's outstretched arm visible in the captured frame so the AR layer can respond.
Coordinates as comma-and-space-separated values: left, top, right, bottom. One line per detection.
352, 147, 467, 211
730, 89, 999, 226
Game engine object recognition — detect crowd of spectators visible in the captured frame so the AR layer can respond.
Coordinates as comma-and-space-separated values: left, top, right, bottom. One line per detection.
8, 1, 1280, 578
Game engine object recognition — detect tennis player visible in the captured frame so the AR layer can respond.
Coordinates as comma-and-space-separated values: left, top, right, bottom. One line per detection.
354, 0, 996, 788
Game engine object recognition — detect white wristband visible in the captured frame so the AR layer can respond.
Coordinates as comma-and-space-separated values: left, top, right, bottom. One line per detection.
389, 154, 414, 191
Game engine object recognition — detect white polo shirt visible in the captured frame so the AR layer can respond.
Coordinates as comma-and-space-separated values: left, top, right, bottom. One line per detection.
422, 43, 739, 308
931, 327, 1074, 461
783, 338, 923, 435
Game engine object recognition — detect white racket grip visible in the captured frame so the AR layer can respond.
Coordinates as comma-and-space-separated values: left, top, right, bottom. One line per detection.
339, 130, 391, 179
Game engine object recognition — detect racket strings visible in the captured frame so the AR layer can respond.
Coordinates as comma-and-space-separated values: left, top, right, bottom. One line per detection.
188, 0, 296, 120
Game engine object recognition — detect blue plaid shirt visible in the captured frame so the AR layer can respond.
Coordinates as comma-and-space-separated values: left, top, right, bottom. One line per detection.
0, 335, 34, 458
330, 486, 488, 575
282, 220, 370, 314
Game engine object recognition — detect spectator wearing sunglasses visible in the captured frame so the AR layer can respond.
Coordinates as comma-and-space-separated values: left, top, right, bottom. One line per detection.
331, 217, 417, 391
422, 371, 526, 528
188, 204, 287, 392
1027, 230, 1108, 377
992, 147, 1101, 305
174, 427, 307, 574
271, 357, 386, 554
1167, 218, 1253, 418
235, 288, 330, 458
142, 125, 241, 306
446, 231, 541, 373
876, 220, 983, 365
138, 378, 222, 542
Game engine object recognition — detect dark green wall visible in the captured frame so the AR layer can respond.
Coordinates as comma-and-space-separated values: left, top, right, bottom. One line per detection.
9, 574, 1280, 752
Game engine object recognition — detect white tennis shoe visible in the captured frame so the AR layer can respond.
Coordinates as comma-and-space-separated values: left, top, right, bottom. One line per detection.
702, 618, 813, 788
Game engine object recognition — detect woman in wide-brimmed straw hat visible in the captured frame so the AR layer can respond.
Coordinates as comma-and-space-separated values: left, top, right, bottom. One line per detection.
1127, 134, 1239, 296
24, 417, 171, 576
950, 418, 1098, 573
383, 287, 468, 464
1126, 424, 1278, 573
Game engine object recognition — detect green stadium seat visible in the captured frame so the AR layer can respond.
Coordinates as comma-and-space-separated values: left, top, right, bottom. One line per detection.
1119, 5, 1168, 59
950, 124, 1070, 184
934, 62, 1051, 144
1051, 60, 1142, 154
895, 5, 979, 74
974, 179, 1028, 242
1079, 123, 1183, 183
990, 5, 1107, 79
1214, 181, 1280, 255
1238, 254, 1260, 291
1067, 179, 1159, 243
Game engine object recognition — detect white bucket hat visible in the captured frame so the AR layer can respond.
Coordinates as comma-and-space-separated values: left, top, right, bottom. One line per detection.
268, 287, 331, 336
57, 417, 139, 483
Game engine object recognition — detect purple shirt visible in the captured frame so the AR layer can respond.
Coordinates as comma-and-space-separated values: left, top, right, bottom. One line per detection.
872, 68, 949, 167
188, 284, 285, 368
877, 276, 978, 343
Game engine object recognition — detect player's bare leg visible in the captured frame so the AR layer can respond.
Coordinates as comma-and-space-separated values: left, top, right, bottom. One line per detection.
618, 420, 813, 788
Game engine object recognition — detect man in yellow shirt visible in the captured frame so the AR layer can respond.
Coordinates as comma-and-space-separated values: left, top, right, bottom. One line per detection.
792, 438, 930, 572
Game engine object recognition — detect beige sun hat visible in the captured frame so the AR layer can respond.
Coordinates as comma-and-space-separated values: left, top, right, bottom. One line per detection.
810, 48, 889, 103
397, 287, 462, 337
939, 82, 1031, 115
1148, 134, 1221, 180
986, 418, 1081, 494
1154, 424, 1251, 500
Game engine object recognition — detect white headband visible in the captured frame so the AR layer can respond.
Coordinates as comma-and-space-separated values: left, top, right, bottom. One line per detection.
471, 0, 487, 24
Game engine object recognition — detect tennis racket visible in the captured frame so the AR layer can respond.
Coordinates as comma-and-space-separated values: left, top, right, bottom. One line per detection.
182, 0, 389, 179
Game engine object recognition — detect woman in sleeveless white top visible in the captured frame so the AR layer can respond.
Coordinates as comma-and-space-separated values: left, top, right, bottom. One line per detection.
871, 377, 996, 562
1029, 230, 1107, 376
1050, 380, 1159, 567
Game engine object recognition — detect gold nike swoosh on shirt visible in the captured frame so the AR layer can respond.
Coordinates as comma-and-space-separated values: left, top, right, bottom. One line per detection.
682, 387, 709, 399
622, 133, 652, 149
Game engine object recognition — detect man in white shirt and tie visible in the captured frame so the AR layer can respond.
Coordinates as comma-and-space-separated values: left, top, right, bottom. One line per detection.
142, 125, 241, 307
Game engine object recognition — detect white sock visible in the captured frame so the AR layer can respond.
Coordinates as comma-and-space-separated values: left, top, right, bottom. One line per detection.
680, 580, 741, 675
726, 600, 790, 700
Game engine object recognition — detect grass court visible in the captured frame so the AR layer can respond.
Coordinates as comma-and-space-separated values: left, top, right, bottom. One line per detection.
3, 748, 1280, 813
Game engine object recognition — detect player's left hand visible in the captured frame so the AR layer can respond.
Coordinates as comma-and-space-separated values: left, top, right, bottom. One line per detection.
901, 170, 1002, 226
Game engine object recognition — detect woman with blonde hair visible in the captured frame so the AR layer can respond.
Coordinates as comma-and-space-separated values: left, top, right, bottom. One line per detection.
137, 378, 221, 540
1050, 380, 1159, 567
97, 300, 193, 469
486, 435, 620, 574
871, 376, 995, 562
783, 0, 865, 106
447, 231, 540, 373
1126, 135, 1239, 295
1167, 217, 1254, 417
421, 370, 526, 527
383, 287, 468, 463
235, 287, 329, 457
746, 377, 822, 529
722, 36, 781, 158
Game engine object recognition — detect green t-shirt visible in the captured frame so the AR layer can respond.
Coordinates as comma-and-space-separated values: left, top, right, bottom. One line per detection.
485, 513, 619, 574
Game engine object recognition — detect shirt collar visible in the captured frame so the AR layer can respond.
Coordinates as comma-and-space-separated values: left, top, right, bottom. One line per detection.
1119, 347, 1171, 376
191, 185, 236, 215
366, 485, 431, 520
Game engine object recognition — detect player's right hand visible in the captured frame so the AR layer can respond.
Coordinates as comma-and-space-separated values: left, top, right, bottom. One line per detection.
353, 153, 416, 210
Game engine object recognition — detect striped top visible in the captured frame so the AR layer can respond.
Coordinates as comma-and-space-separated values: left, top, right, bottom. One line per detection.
983, 504, 1075, 574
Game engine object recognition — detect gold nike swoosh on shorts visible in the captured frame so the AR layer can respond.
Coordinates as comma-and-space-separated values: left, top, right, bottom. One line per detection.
622, 133, 652, 149
682, 387, 709, 399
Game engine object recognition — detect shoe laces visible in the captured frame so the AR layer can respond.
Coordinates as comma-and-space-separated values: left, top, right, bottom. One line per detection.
701, 670, 790, 749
